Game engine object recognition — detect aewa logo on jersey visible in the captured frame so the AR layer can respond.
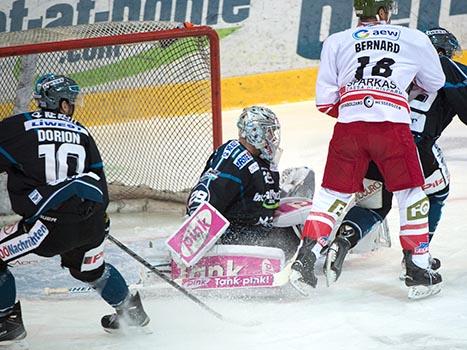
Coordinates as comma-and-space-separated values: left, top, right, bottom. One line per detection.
352, 28, 401, 41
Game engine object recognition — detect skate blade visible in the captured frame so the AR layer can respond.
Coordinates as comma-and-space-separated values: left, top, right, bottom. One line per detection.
408, 284, 442, 300
103, 319, 153, 335
289, 270, 314, 297
324, 248, 338, 287
103, 325, 153, 335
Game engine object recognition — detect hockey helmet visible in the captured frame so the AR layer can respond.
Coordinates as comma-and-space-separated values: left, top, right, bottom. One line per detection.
237, 106, 281, 163
354, 0, 398, 19
33, 73, 81, 111
425, 28, 461, 58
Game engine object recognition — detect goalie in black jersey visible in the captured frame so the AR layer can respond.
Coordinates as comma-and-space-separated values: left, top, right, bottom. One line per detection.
186, 106, 300, 253
324, 28, 467, 290
0, 74, 149, 343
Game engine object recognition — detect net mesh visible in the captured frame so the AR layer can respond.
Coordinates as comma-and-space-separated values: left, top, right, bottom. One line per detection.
0, 21, 220, 204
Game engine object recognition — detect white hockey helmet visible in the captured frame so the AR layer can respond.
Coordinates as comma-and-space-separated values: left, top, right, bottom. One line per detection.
237, 106, 281, 163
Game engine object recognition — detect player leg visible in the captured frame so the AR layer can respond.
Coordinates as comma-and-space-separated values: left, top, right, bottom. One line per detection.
372, 122, 442, 298
324, 206, 386, 285
0, 219, 50, 344
0, 260, 26, 344
290, 187, 353, 293
394, 188, 442, 298
290, 122, 369, 294
66, 255, 150, 333
428, 185, 449, 243
57, 207, 150, 333
325, 162, 394, 284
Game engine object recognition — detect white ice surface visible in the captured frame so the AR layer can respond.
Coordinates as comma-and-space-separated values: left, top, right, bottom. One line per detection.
11, 101, 467, 350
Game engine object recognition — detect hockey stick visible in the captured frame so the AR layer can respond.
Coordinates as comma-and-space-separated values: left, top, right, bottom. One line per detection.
107, 234, 258, 326
44, 286, 94, 295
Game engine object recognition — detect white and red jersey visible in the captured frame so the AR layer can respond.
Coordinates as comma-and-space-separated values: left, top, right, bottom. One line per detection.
316, 22, 445, 123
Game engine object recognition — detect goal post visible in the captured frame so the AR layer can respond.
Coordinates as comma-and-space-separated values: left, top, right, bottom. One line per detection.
0, 21, 222, 212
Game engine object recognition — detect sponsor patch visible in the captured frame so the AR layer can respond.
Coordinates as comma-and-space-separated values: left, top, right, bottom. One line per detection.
425, 29, 448, 36
363, 95, 375, 108
414, 242, 429, 254
81, 241, 105, 272
248, 162, 259, 174
252, 189, 280, 202
233, 150, 253, 169
352, 27, 401, 41
0, 220, 49, 262
28, 189, 42, 205
24, 119, 89, 135
221, 140, 240, 159
407, 197, 430, 220
422, 170, 447, 195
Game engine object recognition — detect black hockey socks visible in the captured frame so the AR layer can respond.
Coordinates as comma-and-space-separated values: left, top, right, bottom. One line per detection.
0, 268, 16, 316
88, 263, 129, 307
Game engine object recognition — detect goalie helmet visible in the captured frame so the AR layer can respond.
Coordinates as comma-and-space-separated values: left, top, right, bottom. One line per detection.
354, 0, 398, 19
33, 73, 81, 111
237, 106, 281, 163
425, 28, 461, 58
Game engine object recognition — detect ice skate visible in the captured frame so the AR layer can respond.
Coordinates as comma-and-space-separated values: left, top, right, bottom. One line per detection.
399, 255, 441, 280
101, 292, 150, 334
290, 238, 318, 295
404, 251, 442, 300
324, 235, 352, 287
0, 302, 27, 346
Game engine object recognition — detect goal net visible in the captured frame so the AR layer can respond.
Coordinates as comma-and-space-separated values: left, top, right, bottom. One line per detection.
0, 21, 221, 212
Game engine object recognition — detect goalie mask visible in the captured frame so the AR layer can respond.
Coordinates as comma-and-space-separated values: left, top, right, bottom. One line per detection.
237, 106, 281, 163
354, 0, 398, 20
33, 73, 81, 112
425, 28, 462, 58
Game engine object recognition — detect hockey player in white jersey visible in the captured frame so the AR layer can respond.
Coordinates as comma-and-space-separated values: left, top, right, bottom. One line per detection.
290, 0, 446, 299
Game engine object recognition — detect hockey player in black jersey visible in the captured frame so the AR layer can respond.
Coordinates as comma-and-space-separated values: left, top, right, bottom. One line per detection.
186, 106, 299, 252
324, 28, 466, 296
0, 74, 149, 343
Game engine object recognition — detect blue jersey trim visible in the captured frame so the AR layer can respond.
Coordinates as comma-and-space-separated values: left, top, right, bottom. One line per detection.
218, 172, 244, 195
444, 81, 467, 89
26, 180, 104, 223
0, 146, 18, 165
90, 162, 104, 169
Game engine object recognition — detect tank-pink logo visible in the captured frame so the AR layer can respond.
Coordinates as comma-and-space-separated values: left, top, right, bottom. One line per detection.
166, 202, 229, 267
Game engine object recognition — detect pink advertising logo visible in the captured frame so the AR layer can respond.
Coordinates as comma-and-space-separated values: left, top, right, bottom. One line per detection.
166, 202, 229, 267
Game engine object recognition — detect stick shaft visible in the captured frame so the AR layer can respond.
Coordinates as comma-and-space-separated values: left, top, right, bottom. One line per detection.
107, 234, 226, 321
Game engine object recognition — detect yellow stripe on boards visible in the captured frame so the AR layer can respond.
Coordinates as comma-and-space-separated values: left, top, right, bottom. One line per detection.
221, 67, 319, 110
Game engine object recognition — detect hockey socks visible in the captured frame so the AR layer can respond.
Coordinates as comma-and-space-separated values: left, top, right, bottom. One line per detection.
0, 268, 16, 317
89, 263, 129, 307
